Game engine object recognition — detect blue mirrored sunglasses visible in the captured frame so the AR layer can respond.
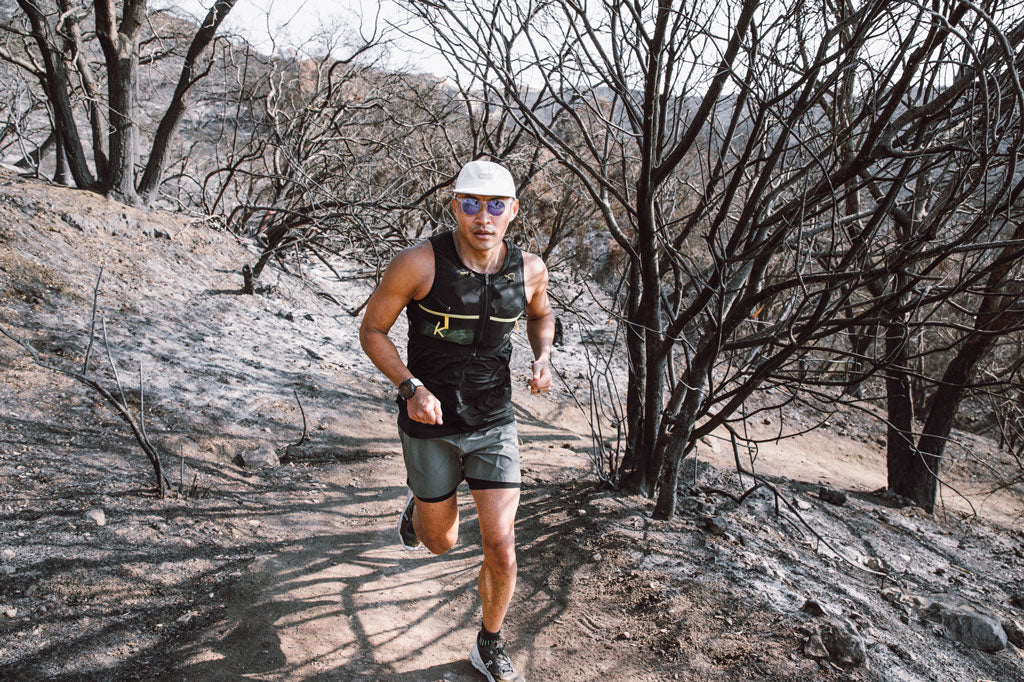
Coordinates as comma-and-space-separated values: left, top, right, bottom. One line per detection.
458, 196, 507, 217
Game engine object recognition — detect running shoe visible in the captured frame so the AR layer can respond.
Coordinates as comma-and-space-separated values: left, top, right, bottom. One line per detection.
398, 489, 421, 550
470, 640, 525, 682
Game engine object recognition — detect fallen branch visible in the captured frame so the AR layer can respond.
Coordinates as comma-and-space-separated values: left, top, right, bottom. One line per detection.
293, 388, 308, 446
2, 322, 172, 495
0, 269, 175, 496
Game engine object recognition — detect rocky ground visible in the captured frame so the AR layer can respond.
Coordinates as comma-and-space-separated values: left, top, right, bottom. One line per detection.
1, 169, 1023, 681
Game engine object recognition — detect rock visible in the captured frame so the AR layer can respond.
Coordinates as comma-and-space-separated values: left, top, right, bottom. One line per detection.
84, 508, 107, 526
0, 548, 13, 561
233, 443, 280, 468
881, 588, 904, 606
802, 599, 826, 617
0, 565, 14, 575
61, 212, 98, 233
796, 499, 812, 510
1011, 592, 1024, 610
4, 607, 16, 618
1002, 618, 1024, 649
817, 486, 848, 506
701, 515, 729, 536
922, 600, 1007, 652
152, 228, 171, 240
816, 617, 868, 667
803, 631, 830, 659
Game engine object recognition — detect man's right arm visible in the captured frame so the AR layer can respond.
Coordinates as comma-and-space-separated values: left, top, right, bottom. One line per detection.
358, 244, 444, 425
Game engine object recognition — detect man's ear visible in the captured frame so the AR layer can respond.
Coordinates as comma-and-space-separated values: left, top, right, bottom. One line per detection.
510, 198, 520, 220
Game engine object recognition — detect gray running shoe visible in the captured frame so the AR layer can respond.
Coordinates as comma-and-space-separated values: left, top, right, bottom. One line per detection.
470, 640, 525, 682
398, 489, 421, 550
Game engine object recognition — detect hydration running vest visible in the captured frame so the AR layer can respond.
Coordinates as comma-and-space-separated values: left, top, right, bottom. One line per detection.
399, 231, 526, 438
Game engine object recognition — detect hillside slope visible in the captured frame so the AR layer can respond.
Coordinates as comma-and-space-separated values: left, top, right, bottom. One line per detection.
0, 171, 1022, 681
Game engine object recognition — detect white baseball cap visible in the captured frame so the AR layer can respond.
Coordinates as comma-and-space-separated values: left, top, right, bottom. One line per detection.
453, 160, 516, 198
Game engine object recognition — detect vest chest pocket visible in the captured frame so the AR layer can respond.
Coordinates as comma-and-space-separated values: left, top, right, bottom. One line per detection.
416, 303, 477, 345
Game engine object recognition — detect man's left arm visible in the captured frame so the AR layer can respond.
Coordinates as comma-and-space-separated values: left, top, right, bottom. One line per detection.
523, 253, 554, 394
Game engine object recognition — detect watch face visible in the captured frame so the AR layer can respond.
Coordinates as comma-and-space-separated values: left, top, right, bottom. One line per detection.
399, 380, 416, 399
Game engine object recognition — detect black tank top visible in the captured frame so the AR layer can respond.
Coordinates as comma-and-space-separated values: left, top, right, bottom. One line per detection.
398, 231, 526, 438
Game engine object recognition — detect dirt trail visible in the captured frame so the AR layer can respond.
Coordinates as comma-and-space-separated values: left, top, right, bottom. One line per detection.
176, 414, 627, 682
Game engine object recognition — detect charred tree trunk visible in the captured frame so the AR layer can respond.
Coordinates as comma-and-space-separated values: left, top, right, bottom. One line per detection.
17, 0, 95, 190
652, 371, 706, 520
53, 130, 67, 184
885, 310, 918, 497
619, 260, 646, 481
95, 0, 146, 205
56, 0, 108, 179
138, 0, 237, 200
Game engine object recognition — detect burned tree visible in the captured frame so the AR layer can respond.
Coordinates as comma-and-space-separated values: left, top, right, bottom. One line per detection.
2, 0, 237, 203
408, 0, 1024, 517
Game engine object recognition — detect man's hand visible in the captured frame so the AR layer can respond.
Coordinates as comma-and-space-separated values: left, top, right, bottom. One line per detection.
528, 358, 552, 394
406, 386, 444, 424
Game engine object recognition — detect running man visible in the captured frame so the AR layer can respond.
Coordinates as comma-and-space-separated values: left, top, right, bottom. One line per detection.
359, 160, 554, 682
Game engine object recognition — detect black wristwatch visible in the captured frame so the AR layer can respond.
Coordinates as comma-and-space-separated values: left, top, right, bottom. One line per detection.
398, 377, 423, 400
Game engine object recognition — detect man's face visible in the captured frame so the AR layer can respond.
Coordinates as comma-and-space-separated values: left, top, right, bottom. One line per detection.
451, 194, 519, 253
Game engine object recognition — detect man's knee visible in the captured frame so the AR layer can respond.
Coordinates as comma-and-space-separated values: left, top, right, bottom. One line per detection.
481, 530, 517, 572
420, 525, 458, 555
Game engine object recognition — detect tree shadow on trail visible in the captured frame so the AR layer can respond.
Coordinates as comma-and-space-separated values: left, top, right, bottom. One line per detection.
164, 480, 588, 681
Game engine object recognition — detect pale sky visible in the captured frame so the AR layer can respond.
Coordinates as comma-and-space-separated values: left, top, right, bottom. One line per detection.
156, 0, 450, 77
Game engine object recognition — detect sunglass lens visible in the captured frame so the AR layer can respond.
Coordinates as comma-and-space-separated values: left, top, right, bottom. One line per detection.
486, 199, 506, 216
461, 197, 482, 215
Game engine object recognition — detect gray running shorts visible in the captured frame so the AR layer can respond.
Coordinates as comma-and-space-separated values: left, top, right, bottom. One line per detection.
399, 421, 520, 502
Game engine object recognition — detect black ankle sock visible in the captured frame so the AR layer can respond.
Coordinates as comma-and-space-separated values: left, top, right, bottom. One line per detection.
477, 625, 501, 648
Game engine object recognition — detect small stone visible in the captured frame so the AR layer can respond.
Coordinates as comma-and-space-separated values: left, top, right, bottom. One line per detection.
615, 631, 632, 641
701, 515, 729, 536
865, 557, 886, 571
796, 500, 812, 510
84, 509, 106, 526
817, 486, 847, 506
815, 617, 867, 667
0, 565, 14, 575
802, 599, 826, 616
804, 632, 829, 659
592, 553, 603, 561
1002, 618, 1024, 649
576, 509, 587, 516
922, 599, 1007, 652
881, 588, 903, 606
0, 549, 13, 561
4, 607, 16, 618
233, 442, 280, 468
